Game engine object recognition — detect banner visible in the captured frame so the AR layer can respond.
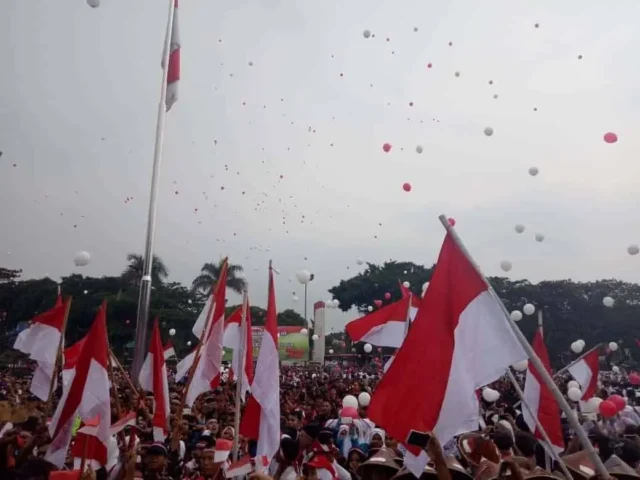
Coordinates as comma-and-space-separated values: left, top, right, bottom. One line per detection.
223, 326, 309, 364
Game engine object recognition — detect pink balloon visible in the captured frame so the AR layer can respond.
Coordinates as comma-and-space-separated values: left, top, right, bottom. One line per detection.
599, 400, 618, 419
609, 394, 626, 412
384, 292, 391, 300
340, 406, 359, 419
402, 182, 412, 192
382, 143, 392, 153
629, 373, 640, 385
604, 132, 618, 144
448, 217, 456, 226
374, 299, 382, 307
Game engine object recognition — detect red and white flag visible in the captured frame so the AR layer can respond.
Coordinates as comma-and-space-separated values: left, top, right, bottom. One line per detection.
367, 233, 527, 475
61, 335, 87, 395
186, 259, 229, 406
163, 0, 180, 111
176, 346, 196, 382
163, 341, 176, 360
14, 296, 68, 400
46, 302, 111, 468
139, 318, 170, 441
523, 327, 564, 454
226, 455, 271, 477
223, 300, 254, 401
192, 294, 213, 340
345, 294, 419, 348
568, 347, 600, 400
240, 264, 280, 460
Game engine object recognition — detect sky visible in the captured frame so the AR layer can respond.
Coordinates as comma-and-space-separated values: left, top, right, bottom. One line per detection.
1, 0, 640, 332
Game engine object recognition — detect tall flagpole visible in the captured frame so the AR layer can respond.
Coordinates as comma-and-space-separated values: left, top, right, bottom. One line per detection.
131, 0, 176, 383
438, 214, 610, 479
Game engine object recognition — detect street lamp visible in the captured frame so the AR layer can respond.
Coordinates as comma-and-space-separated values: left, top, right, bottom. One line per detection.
295, 269, 314, 330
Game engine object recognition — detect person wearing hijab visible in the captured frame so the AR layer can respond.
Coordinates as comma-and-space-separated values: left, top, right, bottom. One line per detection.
274, 436, 299, 480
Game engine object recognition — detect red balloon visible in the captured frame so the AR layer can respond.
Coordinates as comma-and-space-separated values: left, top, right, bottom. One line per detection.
599, 400, 618, 418
604, 132, 618, 144
448, 217, 456, 226
374, 299, 382, 307
609, 394, 626, 412
340, 406, 359, 419
402, 182, 412, 192
629, 373, 640, 385
384, 292, 391, 300
427, 63, 433, 68
382, 143, 392, 152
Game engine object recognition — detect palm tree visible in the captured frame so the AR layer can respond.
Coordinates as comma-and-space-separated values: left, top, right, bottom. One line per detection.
121, 253, 169, 287
191, 259, 246, 296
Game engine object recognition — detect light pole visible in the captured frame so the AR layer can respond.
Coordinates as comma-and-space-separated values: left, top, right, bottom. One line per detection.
296, 269, 314, 360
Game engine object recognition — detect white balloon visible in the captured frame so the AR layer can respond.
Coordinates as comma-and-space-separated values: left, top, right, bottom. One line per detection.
567, 387, 582, 402
500, 260, 512, 272
169, 328, 176, 336
296, 269, 312, 284
455, 71, 461, 77
87, 0, 100, 7
363, 30, 371, 39
367, 306, 373, 312
484, 127, 494, 136
577, 339, 586, 349
567, 380, 580, 390
325, 299, 334, 309
612, 365, 620, 374
358, 392, 371, 407
356, 258, 364, 265
74, 250, 91, 267
512, 360, 528, 372
583, 396, 602, 413
83, 290, 88, 295
364, 343, 373, 353
329, 349, 334, 354
343, 395, 358, 408
515, 224, 525, 234
523, 304, 535, 316
312, 334, 319, 341
570, 341, 584, 354
187, 341, 192, 346
628, 244, 639, 256
416, 145, 423, 154
292, 295, 298, 302
535, 233, 545, 242
609, 342, 619, 351
482, 388, 500, 402
510, 310, 523, 322
402, 281, 410, 288
603, 296, 614, 308
332, 299, 340, 308
300, 328, 308, 335
528, 166, 539, 176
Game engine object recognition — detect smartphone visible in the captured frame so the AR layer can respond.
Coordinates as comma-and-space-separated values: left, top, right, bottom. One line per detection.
406, 430, 432, 449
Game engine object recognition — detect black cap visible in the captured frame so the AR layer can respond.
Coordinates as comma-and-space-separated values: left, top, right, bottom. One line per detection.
146, 443, 168, 456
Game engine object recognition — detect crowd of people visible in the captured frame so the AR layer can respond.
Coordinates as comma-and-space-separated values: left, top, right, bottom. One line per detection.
1, 359, 640, 480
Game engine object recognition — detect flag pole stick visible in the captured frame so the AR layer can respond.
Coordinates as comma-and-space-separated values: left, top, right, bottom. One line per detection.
505, 370, 572, 479
438, 214, 610, 479
554, 344, 601, 378
109, 349, 139, 397
45, 297, 72, 418
131, 0, 176, 384
232, 290, 248, 463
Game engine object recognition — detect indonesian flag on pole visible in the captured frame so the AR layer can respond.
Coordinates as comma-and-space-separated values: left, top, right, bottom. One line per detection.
367, 233, 527, 476
239, 263, 280, 460
163, 0, 180, 111
192, 294, 213, 339
163, 342, 176, 360
61, 335, 87, 396
568, 348, 600, 401
523, 327, 564, 454
186, 259, 229, 406
14, 296, 68, 401
139, 318, 170, 441
46, 302, 111, 468
223, 302, 254, 401
345, 295, 420, 348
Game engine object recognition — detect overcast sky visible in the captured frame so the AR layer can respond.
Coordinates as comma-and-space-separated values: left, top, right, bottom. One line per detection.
1, 0, 640, 332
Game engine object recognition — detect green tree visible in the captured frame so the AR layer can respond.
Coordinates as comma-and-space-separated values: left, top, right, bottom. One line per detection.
223, 305, 306, 327
191, 259, 247, 296
329, 261, 433, 313
0, 267, 21, 283
121, 254, 169, 287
